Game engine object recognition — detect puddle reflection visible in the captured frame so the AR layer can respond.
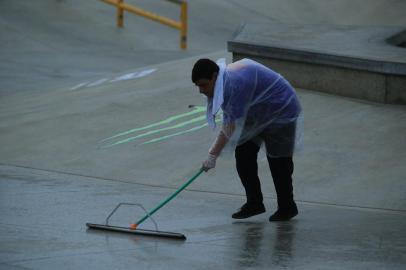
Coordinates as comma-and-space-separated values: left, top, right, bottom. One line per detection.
234, 221, 297, 268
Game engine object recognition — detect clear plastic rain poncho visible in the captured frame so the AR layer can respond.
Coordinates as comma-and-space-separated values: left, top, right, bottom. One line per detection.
207, 58, 303, 158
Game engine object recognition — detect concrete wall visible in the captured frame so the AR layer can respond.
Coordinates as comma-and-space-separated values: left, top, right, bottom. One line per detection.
387, 75, 406, 104
233, 54, 406, 104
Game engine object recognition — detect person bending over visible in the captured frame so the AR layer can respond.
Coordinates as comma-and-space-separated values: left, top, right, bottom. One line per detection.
192, 58, 302, 222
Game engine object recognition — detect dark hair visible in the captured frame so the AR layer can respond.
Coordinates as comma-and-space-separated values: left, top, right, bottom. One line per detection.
191, 58, 219, 83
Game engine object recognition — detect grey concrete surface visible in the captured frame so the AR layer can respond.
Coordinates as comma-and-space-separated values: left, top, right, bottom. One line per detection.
1, 0, 406, 269
1, 54, 406, 212
2, 0, 406, 95
228, 23, 406, 104
0, 0, 273, 95
1, 53, 406, 269
1, 164, 405, 270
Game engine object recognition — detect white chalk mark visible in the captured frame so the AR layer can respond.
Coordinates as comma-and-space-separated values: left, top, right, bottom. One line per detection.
87, 78, 109, 87
70, 82, 89, 90
135, 68, 156, 78
110, 68, 156, 83
70, 68, 157, 90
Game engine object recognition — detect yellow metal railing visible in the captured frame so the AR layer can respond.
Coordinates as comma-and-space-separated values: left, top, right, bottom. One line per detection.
101, 0, 188, 49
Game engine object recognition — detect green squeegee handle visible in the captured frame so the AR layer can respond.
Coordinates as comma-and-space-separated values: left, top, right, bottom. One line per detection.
134, 168, 204, 227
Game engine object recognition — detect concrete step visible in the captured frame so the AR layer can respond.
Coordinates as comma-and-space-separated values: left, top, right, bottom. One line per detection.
228, 23, 406, 104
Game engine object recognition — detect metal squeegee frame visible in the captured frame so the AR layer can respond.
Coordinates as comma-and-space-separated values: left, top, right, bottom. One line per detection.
86, 169, 204, 240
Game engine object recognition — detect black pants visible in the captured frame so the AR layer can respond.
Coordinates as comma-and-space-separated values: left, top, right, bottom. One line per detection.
235, 140, 296, 211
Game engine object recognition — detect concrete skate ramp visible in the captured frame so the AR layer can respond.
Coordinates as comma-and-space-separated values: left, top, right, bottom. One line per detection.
2, 0, 406, 95
1, 54, 405, 212
1, 1, 406, 269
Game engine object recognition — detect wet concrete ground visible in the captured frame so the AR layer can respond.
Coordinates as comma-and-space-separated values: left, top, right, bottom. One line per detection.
1, 0, 406, 269
1, 164, 405, 270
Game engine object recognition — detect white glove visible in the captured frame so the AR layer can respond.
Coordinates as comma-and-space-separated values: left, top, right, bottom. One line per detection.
202, 154, 218, 172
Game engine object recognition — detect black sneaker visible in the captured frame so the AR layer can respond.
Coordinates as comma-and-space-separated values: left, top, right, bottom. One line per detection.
269, 206, 298, 222
232, 203, 266, 219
